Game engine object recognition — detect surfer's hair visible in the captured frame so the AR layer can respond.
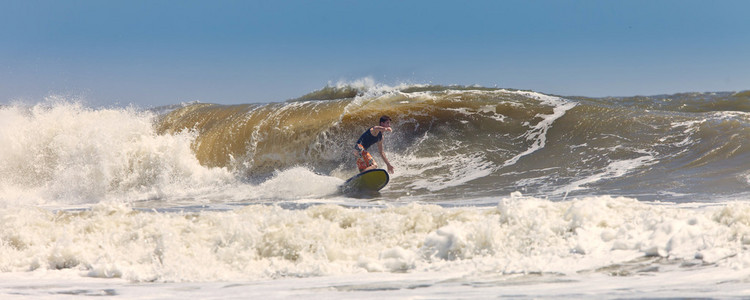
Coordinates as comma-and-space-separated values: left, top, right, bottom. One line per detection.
379, 115, 391, 124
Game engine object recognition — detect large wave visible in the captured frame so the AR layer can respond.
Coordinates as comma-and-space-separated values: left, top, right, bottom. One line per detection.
157, 85, 750, 201
1, 85, 748, 205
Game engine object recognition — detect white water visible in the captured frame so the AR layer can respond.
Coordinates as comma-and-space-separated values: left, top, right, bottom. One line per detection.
2, 194, 750, 298
0, 100, 235, 207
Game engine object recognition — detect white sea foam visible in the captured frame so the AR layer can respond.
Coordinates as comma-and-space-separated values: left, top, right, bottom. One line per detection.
3, 193, 749, 285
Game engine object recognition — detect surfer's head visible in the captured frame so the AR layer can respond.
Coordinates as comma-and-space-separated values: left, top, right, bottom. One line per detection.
379, 115, 392, 128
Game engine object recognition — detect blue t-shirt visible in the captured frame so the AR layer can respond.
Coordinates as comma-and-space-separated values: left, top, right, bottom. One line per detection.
356, 127, 383, 150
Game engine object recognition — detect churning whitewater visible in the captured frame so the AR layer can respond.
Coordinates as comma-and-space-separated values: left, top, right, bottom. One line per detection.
1, 84, 749, 298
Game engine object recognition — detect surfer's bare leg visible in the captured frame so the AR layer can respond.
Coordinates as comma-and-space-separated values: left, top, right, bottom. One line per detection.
361, 163, 378, 172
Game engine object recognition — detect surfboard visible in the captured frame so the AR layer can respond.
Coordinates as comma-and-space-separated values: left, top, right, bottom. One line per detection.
340, 169, 389, 195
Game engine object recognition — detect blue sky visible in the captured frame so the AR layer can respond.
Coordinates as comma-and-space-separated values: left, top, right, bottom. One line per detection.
2, 0, 749, 107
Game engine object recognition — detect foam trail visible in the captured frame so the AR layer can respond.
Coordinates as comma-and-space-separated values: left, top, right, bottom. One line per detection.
555, 151, 658, 194
501, 92, 577, 167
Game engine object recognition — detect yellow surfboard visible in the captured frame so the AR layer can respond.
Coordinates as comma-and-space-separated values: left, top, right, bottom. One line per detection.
340, 169, 389, 195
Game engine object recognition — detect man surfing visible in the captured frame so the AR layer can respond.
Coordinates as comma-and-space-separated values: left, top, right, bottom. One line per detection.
354, 115, 394, 174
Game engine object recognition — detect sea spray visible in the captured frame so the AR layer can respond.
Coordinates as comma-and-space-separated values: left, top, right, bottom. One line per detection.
0, 101, 233, 206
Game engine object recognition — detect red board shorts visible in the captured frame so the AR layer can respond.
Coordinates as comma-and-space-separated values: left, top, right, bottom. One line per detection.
355, 144, 375, 171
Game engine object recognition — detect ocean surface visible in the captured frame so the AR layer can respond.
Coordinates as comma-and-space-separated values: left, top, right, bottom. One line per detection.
1, 84, 749, 299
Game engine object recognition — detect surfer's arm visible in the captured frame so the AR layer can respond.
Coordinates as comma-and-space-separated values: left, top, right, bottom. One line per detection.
377, 140, 394, 174
371, 126, 392, 134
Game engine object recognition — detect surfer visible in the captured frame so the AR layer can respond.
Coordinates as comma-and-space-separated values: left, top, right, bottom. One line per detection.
354, 115, 394, 174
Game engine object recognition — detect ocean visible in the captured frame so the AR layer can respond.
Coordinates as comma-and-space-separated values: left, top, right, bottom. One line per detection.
1, 84, 749, 299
